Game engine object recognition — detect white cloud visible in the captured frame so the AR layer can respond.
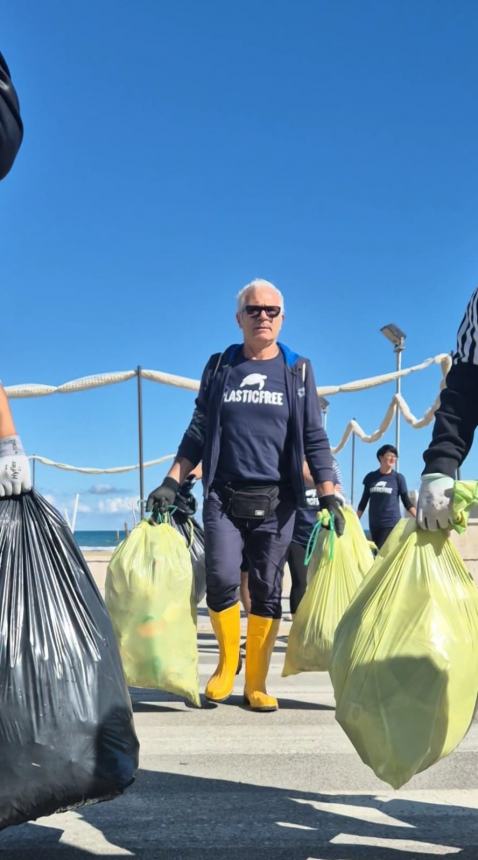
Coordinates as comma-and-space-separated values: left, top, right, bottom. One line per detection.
88, 484, 128, 495
98, 496, 140, 514
77, 502, 92, 513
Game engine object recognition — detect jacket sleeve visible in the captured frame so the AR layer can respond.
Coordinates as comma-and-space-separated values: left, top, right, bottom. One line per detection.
357, 477, 370, 512
423, 290, 478, 477
0, 53, 23, 180
303, 360, 335, 485
176, 354, 219, 467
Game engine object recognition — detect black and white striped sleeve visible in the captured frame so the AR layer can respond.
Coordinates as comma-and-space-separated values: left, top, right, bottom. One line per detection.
454, 288, 478, 364
422, 289, 478, 476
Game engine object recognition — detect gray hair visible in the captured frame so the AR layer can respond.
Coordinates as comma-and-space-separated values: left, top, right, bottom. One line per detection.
236, 278, 285, 313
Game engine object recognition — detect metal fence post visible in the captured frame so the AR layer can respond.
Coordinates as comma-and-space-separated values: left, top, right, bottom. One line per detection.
136, 366, 145, 519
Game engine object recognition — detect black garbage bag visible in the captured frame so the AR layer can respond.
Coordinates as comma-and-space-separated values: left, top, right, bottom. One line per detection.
0, 492, 139, 830
168, 478, 206, 604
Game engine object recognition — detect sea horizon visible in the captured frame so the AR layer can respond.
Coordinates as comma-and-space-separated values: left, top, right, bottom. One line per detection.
74, 529, 127, 550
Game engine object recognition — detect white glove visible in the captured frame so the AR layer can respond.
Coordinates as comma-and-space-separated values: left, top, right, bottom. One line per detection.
0, 435, 32, 496
417, 473, 454, 531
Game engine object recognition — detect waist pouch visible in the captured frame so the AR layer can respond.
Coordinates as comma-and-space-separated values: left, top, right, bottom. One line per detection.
220, 484, 280, 520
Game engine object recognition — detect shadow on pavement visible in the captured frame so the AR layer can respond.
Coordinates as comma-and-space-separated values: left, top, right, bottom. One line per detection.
1, 769, 477, 859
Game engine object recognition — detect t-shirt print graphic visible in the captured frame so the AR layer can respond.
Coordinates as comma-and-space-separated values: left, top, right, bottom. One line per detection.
240, 373, 267, 390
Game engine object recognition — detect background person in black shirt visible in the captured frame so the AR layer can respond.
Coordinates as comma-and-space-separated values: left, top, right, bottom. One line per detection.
357, 444, 416, 548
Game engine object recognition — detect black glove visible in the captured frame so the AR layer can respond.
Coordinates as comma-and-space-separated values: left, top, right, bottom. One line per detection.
319, 494, 345, 536
146, 477, 180, 514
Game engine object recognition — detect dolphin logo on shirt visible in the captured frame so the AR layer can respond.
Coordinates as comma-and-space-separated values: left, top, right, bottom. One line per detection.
240, 373, 267, 390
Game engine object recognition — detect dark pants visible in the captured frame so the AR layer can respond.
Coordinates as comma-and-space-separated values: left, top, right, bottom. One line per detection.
370, 525, 394, 549
287, 541, 307, 614
203, 489, 296, 619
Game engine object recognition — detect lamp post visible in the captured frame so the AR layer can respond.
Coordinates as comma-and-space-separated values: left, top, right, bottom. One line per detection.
319, 396, 330, 431
380, 323, 406, 462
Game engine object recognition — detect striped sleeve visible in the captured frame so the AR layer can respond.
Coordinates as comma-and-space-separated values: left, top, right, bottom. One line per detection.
332, 457, 343, 487
454, 288, 478, 364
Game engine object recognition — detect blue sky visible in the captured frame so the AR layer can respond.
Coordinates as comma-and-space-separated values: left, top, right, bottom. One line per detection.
3, 0, 478, 528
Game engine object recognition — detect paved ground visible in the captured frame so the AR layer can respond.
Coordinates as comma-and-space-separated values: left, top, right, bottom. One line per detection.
1, 604, 478, 859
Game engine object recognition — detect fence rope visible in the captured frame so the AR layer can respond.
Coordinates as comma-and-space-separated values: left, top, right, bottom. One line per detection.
6, 353, 451, 398
18, 352, 452, 471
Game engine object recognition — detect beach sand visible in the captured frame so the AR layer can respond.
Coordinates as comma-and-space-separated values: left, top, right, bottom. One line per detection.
83, 549, 112, 596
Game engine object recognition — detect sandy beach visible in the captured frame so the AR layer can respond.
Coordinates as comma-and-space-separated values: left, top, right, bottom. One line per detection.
83, 549, 113, 596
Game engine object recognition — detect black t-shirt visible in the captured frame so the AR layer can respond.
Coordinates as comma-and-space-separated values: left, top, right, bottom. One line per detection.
359, 469, 410, 528
215, 352, 291, 484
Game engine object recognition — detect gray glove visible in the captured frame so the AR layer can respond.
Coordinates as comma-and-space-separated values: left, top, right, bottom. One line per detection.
0, 434, 31, 496
417, 473, 454, 531
146, 476, 180, 513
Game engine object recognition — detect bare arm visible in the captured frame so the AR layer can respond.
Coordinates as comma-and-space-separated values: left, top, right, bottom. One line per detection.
166, 457, 196, 486
0, 386, 16, 438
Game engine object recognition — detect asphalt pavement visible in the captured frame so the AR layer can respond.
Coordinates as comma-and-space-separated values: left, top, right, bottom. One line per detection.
1, 605, 478, 859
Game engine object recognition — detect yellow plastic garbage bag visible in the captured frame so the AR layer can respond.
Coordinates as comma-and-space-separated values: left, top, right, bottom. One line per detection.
105, 520, 201, 707
330, 490, 478, 789
283, 507, 374, 675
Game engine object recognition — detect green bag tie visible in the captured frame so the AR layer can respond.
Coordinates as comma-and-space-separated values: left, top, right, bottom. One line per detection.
186, 517, 195, 548
150, 506, 176, 525
304, 510, 335, 565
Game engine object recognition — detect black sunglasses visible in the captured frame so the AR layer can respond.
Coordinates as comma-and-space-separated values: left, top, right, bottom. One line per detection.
243, 305, 282, 319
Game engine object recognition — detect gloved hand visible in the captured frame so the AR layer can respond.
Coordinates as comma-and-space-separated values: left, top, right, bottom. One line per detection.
417, 473, 455, 530
0, 435, 31, 496
146, 476, 180, 514
319, 494, 345, 536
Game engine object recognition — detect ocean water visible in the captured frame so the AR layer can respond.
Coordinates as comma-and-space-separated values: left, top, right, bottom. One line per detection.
74, 530, 127, 550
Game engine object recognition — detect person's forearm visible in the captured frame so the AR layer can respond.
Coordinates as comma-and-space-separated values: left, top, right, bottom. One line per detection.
167, 457, 195, 486
408, 506, 417, 517
0, 387, 16, 438
316, 480, 334, 496
357, 510, 363, 519
423, 363, 478, 476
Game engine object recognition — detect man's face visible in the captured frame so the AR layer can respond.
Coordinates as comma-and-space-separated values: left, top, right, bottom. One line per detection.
379, 451, 397, 470
236, 286, 284, 346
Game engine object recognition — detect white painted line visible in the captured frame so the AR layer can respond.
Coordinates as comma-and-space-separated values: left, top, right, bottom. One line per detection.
293, 798, 414, 829
331, 833, 462, 855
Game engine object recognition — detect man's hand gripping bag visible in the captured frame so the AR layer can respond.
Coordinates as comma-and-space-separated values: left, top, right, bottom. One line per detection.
0, 493, 139, 830
283, 507, 374, 675
330, 498, 478, 789
106, 520, 200, 707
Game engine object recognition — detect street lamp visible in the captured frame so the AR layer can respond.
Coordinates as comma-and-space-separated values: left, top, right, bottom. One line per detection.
380, 323, 406, 460
319, 396, 330, 430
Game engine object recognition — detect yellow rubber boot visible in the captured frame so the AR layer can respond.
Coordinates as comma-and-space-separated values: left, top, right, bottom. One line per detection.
205, 603, 241, 702
244, 614, 280, 711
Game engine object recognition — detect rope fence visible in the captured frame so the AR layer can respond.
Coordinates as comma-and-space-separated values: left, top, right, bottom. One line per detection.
18, 353, 452, 472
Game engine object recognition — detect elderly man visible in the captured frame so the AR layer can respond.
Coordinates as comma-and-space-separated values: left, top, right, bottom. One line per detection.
147, 278, 343, 711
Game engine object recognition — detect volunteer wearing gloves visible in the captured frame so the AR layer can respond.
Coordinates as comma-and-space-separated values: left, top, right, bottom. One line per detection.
0, 51, 23, 180
418, 287, 478, 530
147, 278, 342, 711
0, 385, 31, 495
357, 444, 416, 548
